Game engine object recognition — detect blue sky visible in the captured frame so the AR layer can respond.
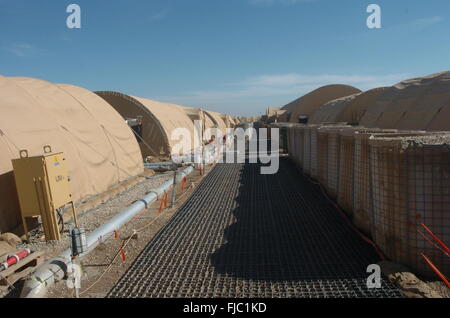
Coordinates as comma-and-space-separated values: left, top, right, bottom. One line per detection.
0, 0, 449, 116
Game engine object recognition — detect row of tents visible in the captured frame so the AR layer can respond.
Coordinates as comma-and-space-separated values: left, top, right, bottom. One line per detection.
0, 75, 239, 234
267, 71, 450, 131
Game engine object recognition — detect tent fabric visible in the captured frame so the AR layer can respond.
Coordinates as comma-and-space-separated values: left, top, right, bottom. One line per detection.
334, 87, 388, 124
280, 85, 361, 123
183, 107, 215, 130
309, 94, 360, 124
204, 110, 227, 132
0, 76, 143, 233
359, 71, 450, 130
96, 91, 198, 159
182, 107, 216, 141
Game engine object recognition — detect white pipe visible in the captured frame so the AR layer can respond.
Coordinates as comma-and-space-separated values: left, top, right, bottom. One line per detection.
20, 165, 194, 298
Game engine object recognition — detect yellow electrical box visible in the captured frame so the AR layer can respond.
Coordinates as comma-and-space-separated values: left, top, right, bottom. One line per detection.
12, 145, 76, 241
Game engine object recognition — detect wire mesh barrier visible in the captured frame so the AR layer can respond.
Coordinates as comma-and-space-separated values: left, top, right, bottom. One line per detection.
295, 125, 305, 169
369, 134, 450, 277
287, 123, 449, 282
317, 129, 329, 187
108, 159, 401, 298
337, 131, 357, 216
287, 126, 293, 161
290, 126, 299, 166
323, 126, 352, 199
310, 126, 320, 179
352, 129, 399, 235
302, 125, 317, 176
287, 125, 306, 170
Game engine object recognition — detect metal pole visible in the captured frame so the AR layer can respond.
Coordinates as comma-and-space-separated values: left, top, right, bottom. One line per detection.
171, 167, 177, 208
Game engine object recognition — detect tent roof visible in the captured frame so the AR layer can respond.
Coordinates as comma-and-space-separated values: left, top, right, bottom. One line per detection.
96, 91, 198, 158
204, 110, 227, 132
360, 71, 450, 130
281, 84, 361, 123
309, 93, 360, 124
0, 76, 143, 233
334, 87, 388, 123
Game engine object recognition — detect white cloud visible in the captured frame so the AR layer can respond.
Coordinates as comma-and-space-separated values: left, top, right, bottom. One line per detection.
1, 43, 44, 57
154, 72, 409, 116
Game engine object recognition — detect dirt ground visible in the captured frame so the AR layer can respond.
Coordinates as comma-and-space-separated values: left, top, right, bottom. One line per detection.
3, 164, 212, 298
49, 166, 211, 298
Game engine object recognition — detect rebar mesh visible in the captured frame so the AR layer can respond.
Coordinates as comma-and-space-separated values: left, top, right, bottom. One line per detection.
108, 159, 402, 298
370, 134, 450, 276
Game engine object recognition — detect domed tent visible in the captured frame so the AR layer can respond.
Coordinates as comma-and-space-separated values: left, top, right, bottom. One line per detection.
0, 76, 143, 233
280, 85, 361, 123
204, 110, 227, 132
182, 106, 216, 141
427, 100, 450, 131
309, 93, 360, 124
96, 91, 198, 159
334, 87, 389, 124
360, 71, 450, 130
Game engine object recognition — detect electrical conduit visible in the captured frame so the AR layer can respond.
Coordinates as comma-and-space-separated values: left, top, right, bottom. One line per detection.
20, 165, 194, 298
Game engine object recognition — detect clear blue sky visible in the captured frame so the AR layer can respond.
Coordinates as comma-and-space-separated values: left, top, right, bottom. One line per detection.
1, 0, 449, 116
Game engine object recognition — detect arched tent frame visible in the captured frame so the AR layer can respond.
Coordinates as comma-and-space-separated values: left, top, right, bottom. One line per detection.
96, 91, 198, 159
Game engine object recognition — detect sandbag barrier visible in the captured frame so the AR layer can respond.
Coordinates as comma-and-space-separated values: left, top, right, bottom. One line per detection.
286, 125, 450, 278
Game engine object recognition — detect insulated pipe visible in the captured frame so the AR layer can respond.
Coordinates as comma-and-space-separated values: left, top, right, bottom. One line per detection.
20, 165, 194, 298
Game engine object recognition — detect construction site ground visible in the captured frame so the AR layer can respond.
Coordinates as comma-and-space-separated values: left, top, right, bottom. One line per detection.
3, 165, 210, 298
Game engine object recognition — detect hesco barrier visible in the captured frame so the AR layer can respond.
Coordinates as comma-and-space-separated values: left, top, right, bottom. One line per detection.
288, 126, 298, 166
338, 128, 395, 219
337, 129, 357, 215
310, 126, 320, 179
369, 133, 450, 276
296, 126, 305, 169
326, 126, 352, 200
302, 125, 319, 176
317, 126, 351, 198
317, 128, 329, 186
353, 130, 403, 236
291, 126, 300, 166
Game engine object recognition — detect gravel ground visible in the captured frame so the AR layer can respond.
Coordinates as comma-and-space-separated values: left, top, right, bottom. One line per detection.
4, 165, 212, 298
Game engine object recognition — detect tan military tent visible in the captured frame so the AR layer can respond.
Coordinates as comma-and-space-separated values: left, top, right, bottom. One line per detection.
96, 91, 200, 159
334, 87, 388, 123
0, 76, 143, 233
280, 85, 361, 123
309, 94, 360, 124
204, 110, 227, 132
360, 71, 450, 131
182, 107, 217, 142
